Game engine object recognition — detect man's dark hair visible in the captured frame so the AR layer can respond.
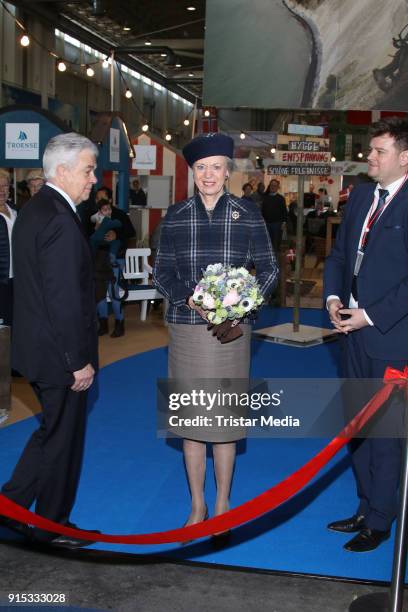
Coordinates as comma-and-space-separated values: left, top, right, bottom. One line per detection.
242, 182, 252, 191
370, 117, 408, 151
96, 186, 112, 199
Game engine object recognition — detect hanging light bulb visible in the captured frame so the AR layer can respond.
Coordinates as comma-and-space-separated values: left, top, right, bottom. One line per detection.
165, 133, 172, 142
20, 34, 30, 47
240, 132, 246, 140
125, 88, 132, 99
183, 119, 190, 126
331, 156, 336, 162
204, 109, 210, 117
86, 65, 95, 77
357, 152, 363, 159
57, 60, 67, 72
102, 57, 110, 68
270, 147, 276, 154
142, 124, 149, 132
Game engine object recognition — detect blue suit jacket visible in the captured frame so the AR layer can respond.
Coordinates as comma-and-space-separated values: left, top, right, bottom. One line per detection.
324, 180, 408, 360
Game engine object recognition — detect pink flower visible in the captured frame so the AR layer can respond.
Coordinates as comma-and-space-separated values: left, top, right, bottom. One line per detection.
202, 293, 215, 309
222, 289, 240, 307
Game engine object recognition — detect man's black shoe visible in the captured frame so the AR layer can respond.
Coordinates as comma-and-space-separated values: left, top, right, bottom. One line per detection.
344, 528, 390, 552
327, 514, 365, 533
33, 522, 101, 549
0, 515, 32, 540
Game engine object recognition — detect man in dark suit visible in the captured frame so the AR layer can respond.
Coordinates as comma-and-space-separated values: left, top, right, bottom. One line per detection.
324, 117, 408, 552
261, 179, 288, 252
0, 133, 99, 548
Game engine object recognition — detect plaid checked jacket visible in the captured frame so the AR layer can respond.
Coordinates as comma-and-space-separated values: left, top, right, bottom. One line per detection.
153, 192, 279, 324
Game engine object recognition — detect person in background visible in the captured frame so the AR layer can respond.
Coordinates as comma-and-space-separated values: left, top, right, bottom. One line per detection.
95, 187, 136, 338
26, 169, 45, 197
304, 183, 317, 209
261, 178, 288, 252
241, 182, 254, 203
251, 181, 265, 208
90, 199, 122, 259
153, 133, 278, 543
129, 179, 147, 207
0, 169, 17, 425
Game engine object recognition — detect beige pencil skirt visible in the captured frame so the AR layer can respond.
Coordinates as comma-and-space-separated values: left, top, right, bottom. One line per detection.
168, 323, 251, 442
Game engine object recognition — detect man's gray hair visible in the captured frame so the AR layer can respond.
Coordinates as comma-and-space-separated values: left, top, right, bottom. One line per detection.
43, 132, 98, 180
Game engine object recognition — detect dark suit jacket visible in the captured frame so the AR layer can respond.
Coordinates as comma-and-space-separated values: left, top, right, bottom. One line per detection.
12, 185, 98, 386
324, 180, 408, 360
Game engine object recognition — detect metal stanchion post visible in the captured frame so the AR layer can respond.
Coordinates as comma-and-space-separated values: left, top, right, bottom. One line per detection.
349, 400, 408, 612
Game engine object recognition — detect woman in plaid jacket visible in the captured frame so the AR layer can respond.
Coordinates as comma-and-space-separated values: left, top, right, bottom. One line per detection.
153, 133, 278, 543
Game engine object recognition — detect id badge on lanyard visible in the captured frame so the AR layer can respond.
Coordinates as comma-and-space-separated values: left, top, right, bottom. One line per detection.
354, 249, 364, 276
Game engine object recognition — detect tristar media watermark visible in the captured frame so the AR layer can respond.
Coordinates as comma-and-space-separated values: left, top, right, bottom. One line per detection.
157, 378, 403, 439
5, 123, 40, 160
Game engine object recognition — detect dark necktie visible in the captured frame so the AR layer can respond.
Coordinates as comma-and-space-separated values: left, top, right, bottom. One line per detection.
351, 188, 389, 301
376, 188, 389, 212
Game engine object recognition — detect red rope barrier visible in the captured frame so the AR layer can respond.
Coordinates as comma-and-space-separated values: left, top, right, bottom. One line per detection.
0, 367, 407, 545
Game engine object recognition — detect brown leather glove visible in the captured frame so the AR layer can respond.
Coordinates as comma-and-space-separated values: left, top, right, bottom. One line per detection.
207, 319, 243, 344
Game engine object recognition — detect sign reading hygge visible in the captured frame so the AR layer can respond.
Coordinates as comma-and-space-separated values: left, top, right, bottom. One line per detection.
288, 140, 321, 152
5, 123, 40, 159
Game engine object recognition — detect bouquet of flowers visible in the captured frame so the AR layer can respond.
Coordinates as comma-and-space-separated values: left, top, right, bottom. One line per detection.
192, 263, 264, 343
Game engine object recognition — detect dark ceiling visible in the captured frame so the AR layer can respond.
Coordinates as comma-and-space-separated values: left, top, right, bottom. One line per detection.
10, 0, 206, 101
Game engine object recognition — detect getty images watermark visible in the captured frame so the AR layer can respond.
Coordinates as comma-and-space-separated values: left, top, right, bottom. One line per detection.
167, 388, 300, 430
157, 378, 404, 439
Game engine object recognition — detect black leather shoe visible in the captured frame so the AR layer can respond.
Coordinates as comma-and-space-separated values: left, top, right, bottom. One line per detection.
327, 514, 365, 533
0, 515, 32, 540
344, 528, 390, 552
34, 523, 100, 549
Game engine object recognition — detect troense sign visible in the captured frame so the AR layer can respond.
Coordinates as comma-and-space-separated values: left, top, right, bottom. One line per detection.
5, 123, 40, 160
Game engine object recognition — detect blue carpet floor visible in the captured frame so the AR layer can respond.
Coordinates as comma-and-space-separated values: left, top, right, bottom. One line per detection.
0, 308, 400, 582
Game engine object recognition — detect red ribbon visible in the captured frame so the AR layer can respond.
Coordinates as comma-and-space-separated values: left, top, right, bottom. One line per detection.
0, 367, 407, 545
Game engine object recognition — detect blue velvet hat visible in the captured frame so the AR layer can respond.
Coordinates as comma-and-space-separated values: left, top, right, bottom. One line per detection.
182, 133, 234, 167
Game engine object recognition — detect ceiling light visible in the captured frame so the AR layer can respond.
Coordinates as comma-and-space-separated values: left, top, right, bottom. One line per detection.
175, 63, 182, 68
183, 119, 190, 126
240, 132, 246, 140
145, 40, 152, 46
188, 72, 194, 77
204, 109, 210, 117
142, 124, 149, 132
187, 6, 196, 10
57, 60, 67, 72
160, 53, 167, 57
20, 34, 30, 47
165, 133, 172, 142
357, 152, 363, 159
86, 65, 95, 77
125, 88, 132, 99
102, 57, 110, 68
331, 156, 336, 162
123, 26, 131, 31
270, 147, 276, 154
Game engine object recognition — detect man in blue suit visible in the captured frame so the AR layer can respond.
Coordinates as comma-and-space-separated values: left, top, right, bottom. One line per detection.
324, 117, 408, 552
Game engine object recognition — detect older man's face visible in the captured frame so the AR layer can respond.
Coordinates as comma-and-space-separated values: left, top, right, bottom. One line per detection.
0, 177, 9, 206
59, 149, 97, 204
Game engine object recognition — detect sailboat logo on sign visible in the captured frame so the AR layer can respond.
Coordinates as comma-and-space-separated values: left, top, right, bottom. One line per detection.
17, 131, 28, 141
